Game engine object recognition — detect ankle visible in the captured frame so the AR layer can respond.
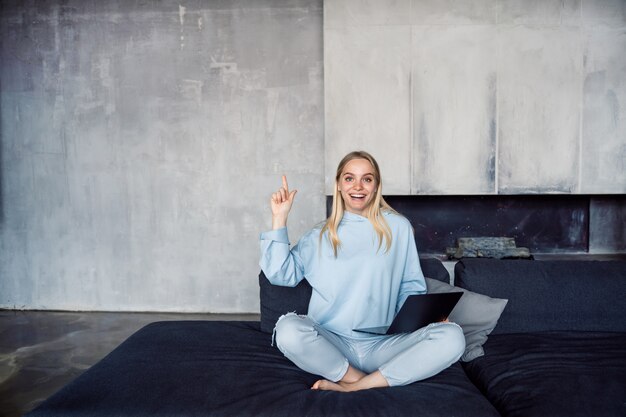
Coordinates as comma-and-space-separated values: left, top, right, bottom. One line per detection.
341, 366, 366, 383
342, 374, 362, 383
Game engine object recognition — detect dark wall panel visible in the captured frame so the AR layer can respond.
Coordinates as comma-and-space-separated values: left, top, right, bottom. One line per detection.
328, 195, 596, 255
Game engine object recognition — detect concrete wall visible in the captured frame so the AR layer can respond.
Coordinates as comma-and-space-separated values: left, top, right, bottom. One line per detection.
0, 0, 325, 312
1, 0, 624, 312
325, 0, 626, 195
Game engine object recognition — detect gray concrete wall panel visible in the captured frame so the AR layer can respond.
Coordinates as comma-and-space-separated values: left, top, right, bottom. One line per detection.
324, 0, 411, 29
410, 0, 497, 24
581, 26, 626, 193
497, 0, 580, 25
497, 25, 582, 193
324, 25, 412, 195
325, 0, 624, 195
411, 25, 497, 194
0, 0, 325, 312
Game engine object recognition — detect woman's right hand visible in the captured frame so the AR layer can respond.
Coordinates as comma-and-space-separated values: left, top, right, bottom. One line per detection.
270, 175, 297, 229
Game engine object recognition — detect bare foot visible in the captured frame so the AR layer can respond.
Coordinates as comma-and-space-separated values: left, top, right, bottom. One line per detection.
311, 379, 349, 392
311, 371, 389, 392
310, 365, 365, 391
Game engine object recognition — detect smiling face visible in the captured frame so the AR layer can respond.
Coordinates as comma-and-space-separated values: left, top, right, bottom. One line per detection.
337, 158, 378, 216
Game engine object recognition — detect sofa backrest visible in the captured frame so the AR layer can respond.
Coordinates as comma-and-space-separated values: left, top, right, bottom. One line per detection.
258, 257, 450, 333
454, 259, 626, 334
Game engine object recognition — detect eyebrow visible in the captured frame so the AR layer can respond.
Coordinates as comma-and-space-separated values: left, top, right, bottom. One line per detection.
343, 172, 374, 176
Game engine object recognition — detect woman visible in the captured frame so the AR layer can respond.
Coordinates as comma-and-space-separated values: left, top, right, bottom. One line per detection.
259, 151, 464, 392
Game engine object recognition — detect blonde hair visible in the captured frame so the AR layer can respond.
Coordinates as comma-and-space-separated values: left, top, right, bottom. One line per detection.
320, 151, 397, 257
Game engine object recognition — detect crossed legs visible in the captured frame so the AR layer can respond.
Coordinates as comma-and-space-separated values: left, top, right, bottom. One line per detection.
273, 314, 465, 392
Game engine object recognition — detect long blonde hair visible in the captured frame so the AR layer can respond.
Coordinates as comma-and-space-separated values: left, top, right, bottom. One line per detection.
320, 151, 397, 257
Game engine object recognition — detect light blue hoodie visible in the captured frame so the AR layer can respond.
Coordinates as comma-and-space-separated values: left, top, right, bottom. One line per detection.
259, 211, 426, 339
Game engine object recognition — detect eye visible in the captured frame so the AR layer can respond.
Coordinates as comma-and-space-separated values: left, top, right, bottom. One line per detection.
344, 176, 354, 182
363, 177, 373, 183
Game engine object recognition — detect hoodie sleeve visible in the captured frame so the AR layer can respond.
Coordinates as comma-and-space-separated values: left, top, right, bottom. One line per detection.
396, 226, 427, 314
259, 227, 307, 287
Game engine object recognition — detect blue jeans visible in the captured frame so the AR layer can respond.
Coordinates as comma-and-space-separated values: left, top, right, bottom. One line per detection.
273, 313, 465, 387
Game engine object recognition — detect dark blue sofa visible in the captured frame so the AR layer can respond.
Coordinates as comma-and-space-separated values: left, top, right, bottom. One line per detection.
455, 259, 626, 417
26, 258, 626, 417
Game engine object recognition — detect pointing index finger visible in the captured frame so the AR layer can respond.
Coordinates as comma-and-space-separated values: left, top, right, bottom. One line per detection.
282, 175, 289, 192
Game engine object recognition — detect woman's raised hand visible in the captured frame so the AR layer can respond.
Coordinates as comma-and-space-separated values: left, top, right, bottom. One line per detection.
271, 175, 297, 230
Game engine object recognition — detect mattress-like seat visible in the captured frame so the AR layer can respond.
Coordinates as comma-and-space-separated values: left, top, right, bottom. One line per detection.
463, 331, 626, 417
27, 320, 500, 417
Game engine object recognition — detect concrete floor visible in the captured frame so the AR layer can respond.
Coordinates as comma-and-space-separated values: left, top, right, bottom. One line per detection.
0, 310, 260, 417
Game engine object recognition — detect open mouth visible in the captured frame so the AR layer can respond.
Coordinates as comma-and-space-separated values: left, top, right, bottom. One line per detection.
350, 194, 366, 201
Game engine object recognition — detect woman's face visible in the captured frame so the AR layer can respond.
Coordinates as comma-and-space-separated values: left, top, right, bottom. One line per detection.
338, 158, 378, 216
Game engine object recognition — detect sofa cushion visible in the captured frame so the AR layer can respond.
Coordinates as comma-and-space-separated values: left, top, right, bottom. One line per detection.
27, 321, 501, 417
418, 257, 452, 283
463, 331, 626, 417
259, 272, 311, 333
426, 278, 508, 362
259, 257, 450, 333
454, 259, 626, 334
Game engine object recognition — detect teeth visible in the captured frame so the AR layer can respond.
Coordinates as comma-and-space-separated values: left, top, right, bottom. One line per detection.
351, 194, 365, 198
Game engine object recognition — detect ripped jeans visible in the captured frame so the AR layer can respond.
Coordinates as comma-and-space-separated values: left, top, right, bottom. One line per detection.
273, 313, 465, 387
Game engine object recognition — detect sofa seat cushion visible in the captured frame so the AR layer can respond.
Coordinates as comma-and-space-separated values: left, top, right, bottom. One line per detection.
28, 321, 500, 417
463, 331, 626, 417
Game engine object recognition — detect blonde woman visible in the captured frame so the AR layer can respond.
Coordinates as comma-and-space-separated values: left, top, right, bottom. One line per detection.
260, 151, 464, 392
